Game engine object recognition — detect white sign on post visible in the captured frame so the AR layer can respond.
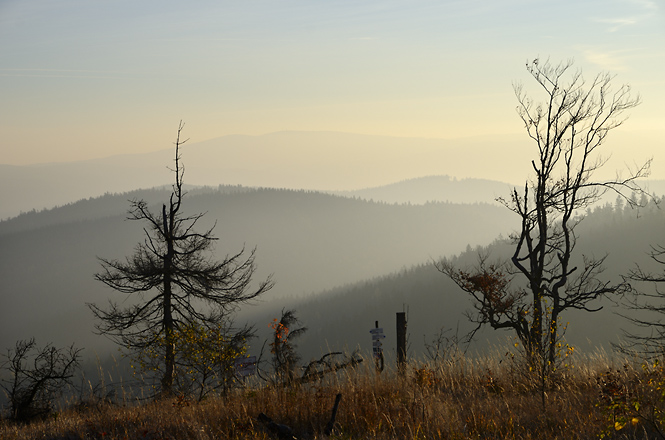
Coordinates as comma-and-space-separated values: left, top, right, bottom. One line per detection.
370, 327, 385, 359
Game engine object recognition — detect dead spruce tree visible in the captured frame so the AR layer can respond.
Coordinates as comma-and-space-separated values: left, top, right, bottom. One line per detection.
438, 59, 649, 386
90, 122, 273, 397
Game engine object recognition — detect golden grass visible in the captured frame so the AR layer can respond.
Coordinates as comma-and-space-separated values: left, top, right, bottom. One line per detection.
0, 352, 647, 440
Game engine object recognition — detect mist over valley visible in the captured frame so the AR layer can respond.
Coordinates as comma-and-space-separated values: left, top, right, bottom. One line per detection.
4, 1, 665, 434
1, 177, 517, 363
2, 132, 665, 390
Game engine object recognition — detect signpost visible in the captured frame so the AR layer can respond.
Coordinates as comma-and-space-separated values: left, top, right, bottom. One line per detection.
371, 321, 385, 373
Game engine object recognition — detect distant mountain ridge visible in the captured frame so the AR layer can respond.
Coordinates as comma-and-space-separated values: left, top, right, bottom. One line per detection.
333, 175, 513, 205
0, 185, 249, 236
3, 130, 659, 220
1, 131, 536, 219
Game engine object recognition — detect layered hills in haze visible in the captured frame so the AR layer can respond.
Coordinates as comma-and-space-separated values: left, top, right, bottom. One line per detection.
258, 199, 665, 361
0, 181, 516, 360
0, 131, 535, 220
2, 130, 665, 369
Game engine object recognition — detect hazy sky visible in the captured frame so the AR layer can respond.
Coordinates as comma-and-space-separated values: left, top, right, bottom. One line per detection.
1, 0, 663, 172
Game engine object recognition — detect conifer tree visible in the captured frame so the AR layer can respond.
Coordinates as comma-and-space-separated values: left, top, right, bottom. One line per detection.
90, 122, 273, 396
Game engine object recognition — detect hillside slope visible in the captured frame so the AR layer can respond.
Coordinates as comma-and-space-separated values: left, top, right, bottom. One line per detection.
0, 186, 515, 358
246, 199, 665, 362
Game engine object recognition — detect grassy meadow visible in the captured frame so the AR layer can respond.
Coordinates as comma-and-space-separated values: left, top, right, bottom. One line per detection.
3, 349, 663, 440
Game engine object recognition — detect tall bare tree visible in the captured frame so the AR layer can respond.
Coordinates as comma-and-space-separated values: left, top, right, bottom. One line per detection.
438, 59, 649, 377
89, 122, 273, 396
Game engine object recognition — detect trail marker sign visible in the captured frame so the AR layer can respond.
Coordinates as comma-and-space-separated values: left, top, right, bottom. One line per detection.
370, 326, 385, 358
371, 321, 385, 373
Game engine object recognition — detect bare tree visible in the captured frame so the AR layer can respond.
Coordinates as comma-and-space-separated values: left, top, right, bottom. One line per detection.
0, 338, 81, 422
438, 59, 649, 380
89, 122, 273, 397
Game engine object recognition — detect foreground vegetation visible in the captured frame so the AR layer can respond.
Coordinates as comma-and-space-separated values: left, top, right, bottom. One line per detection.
3, 350, 665, 440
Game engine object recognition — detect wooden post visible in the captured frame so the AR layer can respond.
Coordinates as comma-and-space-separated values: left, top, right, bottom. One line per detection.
324, 393, 343, 435
373, 321, 384, 373
396, 312, 407, 374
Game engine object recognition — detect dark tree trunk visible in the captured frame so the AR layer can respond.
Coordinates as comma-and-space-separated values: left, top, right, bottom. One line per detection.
161, 204, 176, 396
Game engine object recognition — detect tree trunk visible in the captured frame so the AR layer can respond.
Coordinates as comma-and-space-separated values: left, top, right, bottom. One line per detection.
161, 204, 176, 396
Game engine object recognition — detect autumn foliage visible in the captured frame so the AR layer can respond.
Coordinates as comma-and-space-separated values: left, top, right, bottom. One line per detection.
131, 322, 247, 400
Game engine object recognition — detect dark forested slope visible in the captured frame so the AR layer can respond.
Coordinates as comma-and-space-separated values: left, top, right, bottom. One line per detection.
3, 184, 662, 366
0, 186, 514, 357
253, 198, 665, 362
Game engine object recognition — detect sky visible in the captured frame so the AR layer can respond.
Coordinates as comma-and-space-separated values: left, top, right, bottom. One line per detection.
1, 0, 664, 178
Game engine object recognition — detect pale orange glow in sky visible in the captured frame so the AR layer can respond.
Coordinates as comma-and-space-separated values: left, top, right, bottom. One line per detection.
1, 1, 663, 181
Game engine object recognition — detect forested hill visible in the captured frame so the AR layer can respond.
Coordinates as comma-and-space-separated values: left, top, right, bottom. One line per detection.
245, 198, 665, 361
0, 176, 513, 236
334, 176, 665, 207
333, 175, 513, 205
0, 186, 514, 357
3, 183, 664, 365
0, 185, 251, 236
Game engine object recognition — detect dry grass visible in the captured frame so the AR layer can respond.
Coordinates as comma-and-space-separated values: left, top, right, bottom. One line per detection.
0, 352, 651, 440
